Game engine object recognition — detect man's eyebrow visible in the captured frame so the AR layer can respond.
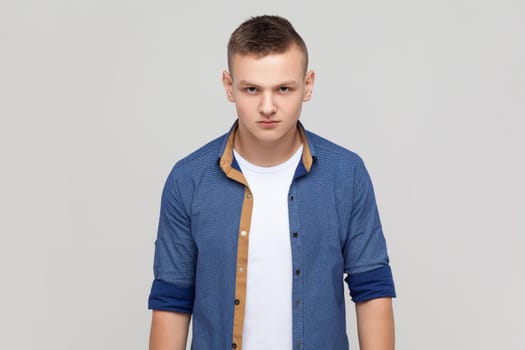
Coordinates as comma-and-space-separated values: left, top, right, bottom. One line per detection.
277, 80, 298, 86
238, 80, 258, 86
238, 80, 298, 87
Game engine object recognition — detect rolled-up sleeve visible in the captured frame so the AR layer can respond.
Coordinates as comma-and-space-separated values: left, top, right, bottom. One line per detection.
343, 158, 396, 302
148, 167, 197, 313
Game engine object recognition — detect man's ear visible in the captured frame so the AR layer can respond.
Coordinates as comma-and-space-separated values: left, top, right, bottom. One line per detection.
222, 70, 235, 102
303, 70, 315, 102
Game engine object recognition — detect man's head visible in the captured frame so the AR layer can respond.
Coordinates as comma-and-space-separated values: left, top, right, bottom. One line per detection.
227, 15, 309, 75
223, 15, 315, 163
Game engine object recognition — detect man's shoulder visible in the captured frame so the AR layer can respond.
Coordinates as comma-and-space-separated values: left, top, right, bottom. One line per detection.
305, 129, 363, 165
170, 132, 228, 174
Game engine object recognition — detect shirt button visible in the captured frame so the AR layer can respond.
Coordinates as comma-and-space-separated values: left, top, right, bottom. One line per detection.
246, 193, 252, 199
292, 232, 298, 238
241, 230, 247, 236
232, 343, 237, 349
234, 299, 240, 305
289, 195, 295, 201
239, 267, 244, 272
295, 269, 301, 275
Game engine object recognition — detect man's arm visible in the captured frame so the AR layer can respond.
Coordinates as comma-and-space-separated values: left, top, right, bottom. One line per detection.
355, 297, 395, 350
149, 310, 191, 350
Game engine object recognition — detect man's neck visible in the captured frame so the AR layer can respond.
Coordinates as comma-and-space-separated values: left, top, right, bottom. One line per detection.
233, 128, 302, 167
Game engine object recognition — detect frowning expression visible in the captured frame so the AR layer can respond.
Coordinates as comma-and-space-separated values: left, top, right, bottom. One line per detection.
223, 45, 314, 148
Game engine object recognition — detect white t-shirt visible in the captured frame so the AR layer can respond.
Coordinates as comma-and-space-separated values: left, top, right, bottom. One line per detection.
234, 145, 303, 350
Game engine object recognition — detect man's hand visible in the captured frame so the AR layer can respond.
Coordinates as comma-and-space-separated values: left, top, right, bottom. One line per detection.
356, 297, 395, 350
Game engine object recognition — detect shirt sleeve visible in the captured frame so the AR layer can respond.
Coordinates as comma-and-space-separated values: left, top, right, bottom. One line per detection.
148, 168, 196, 313
342, 157, 396, 303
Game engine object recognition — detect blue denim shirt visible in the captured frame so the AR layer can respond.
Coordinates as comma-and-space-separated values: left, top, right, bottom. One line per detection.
149, 122, 395, 350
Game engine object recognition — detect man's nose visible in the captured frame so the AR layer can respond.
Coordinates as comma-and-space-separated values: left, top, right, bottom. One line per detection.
259, 92, 277, 116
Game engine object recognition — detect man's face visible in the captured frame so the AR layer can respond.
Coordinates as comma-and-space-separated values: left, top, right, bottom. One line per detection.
223, 46, 314, 149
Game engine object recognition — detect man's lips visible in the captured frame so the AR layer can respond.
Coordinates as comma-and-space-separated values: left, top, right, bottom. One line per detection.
257, 120, 280, 128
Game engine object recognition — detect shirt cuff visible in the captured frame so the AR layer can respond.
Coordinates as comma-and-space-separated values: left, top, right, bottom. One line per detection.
148, 279, 195, 313
345, 265, 396, 303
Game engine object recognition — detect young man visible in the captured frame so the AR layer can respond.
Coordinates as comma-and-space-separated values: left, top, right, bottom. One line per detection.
148, 15, 396, 350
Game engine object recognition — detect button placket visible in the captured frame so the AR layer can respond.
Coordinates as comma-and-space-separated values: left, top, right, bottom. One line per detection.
288, 184, 304, 350
231, 186, 254, 350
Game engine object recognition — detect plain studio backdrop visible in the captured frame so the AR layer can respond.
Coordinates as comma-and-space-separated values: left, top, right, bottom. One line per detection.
1, 1, 523, 349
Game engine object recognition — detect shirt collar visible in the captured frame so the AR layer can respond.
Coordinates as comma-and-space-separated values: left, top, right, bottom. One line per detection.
218, 120, 316, 180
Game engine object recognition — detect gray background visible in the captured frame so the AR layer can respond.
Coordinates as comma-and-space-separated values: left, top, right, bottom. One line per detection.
1, 0, 523, 349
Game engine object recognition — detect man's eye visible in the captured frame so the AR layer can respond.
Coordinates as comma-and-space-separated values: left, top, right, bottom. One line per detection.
279, 86, 290, 93
245, 87, 258, 93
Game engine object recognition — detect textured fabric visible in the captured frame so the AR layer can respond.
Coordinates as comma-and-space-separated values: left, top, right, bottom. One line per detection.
148, 279, 194, 313
149, 121, 396, 350
235, 145, 302, 350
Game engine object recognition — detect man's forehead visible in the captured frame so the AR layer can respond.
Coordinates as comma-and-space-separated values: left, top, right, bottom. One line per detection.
232, 67, 301, 86
229, 46, 307, 75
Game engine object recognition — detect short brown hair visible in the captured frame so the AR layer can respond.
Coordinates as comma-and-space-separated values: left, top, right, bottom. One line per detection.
227, 15, 309, 73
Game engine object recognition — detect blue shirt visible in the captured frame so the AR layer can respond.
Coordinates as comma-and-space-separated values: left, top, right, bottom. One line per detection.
149, 121, 396, 350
